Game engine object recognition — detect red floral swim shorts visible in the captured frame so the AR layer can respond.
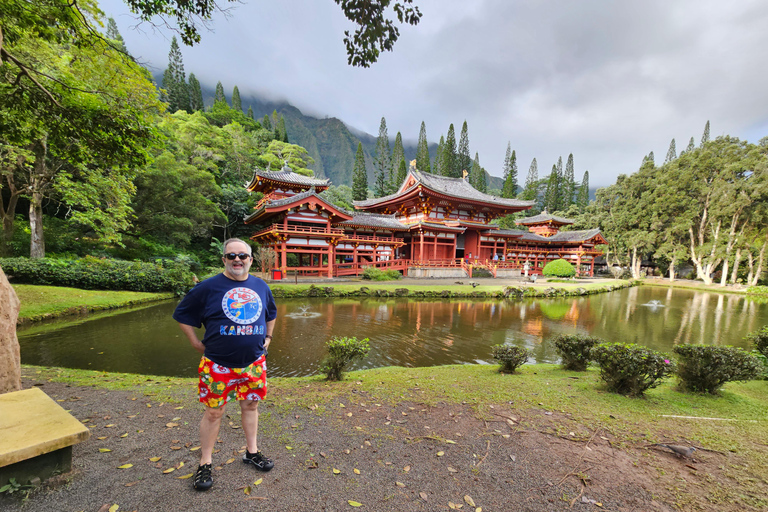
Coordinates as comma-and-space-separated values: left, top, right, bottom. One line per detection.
198, 355, 267, 408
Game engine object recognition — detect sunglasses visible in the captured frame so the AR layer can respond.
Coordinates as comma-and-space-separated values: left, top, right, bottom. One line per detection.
224, 252, 251, 260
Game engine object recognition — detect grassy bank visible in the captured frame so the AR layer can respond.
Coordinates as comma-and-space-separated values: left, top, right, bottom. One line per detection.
24, 362, 768, 499
13, 284, 173, 324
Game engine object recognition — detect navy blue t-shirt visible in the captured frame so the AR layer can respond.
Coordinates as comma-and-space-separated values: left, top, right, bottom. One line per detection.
173, 273, 277, 368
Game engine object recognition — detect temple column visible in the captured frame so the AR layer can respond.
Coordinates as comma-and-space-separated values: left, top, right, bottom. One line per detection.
419, 231, 424, 260
281, 240, 287, 271
576, 252, 582, 277
327, 243, 334, 278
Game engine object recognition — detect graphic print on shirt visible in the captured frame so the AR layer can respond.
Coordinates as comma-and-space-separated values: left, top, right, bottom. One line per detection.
221, 287, 263, 325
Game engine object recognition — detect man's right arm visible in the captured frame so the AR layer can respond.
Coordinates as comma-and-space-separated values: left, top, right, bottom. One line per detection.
178, 323, 205, 354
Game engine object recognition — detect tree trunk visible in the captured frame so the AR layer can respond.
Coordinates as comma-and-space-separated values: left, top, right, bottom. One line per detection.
750, 240, 767, 286
668, 257, 676, 282
720, 258, 729, 287
730, 248, 741, 284
28, 139, 47, 259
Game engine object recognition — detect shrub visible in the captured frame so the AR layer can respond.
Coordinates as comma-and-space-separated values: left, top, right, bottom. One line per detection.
552, 334, 602, 371
320, 336, 371, 381
361, 267, 401, 281
491, 344, 529, 373
590, 343, 675, 396
0, 256, 195, 295
746, 326, 768, 358
542, 259, 576, 278
673, 345, 762, 393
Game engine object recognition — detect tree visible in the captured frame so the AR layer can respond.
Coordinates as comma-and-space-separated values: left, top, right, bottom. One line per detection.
457, 120, 471, 179
443, 124, 457, 178
214, 81, 227, 105
664, 138, 677, 163
685, 137, 695, 154
576, 171, 590, 210
277, 116, 288, 142
106, 17, 129, 54
433, 135, 445, 175
0, 8, 164, 257
390, 131, 405, 193
246, 106, 254, 119
501, 144, 517, 198
351, 142, 368, 201
395, 158, 407, 188
232, 85, 242, 112
162, 36, 190, 113
561, 153, 575, 209
545, 164, 560, 212
373, 117, 391, 197
470, 153, 486, 192
188, 73, 204, 111
521, 158, 539, 202
700, 120, 710, 147
320, 184, 354, 210
416, 121, 431, 173
262, 115, 272, 131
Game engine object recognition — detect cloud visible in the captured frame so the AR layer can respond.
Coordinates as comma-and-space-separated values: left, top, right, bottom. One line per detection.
103, 0, 768, 186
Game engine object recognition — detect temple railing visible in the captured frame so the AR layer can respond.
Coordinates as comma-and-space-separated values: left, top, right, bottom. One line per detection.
252, 224, 345, 238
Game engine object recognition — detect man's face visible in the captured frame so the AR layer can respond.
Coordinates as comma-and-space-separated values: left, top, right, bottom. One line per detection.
222, 241, 253, 280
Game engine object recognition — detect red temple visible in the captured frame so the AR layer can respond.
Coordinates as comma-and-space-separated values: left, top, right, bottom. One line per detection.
245, 163, 605, 278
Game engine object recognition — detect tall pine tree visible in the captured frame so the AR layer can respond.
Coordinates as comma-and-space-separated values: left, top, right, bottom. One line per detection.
664, 138, 677, 163
457, 121, 471, 178
390, 132, 405, 193
443, 124, 457, 178
106, 18, 129, 54
232, 86, 242, 112
246, 106, 254, 119
545, 164, 560, 212
396, 158, 407, 188
700, 120, 710, 147
163, 36, 190, 113
433, 135, 445, 175
373, 117, 391, 197
214, 81, 227, 105
521, 158, 539, 201
416, 121, 431, 173
470, 153, 486, 192
278, 116, 288, 143
262, 115, 272, 131
560, 153, 575, 208
576, 170, 590, 210
501, 143, 518, 198
188, 73, 204, 111
685, 136, 695, 153
352, 142, 368, 201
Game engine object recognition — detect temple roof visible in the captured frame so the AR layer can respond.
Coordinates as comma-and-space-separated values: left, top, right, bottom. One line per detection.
515, 212, 574, 226
354, 169, 535, 209
336, 212, 409, 230
489, 228, 605, 243
246, 167, 331, 191
243, 189, 352, 224
404, 220, 466, 233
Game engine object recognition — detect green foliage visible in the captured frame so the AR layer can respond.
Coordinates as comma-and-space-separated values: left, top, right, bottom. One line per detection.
747, 286, 768, 297
0, 477, 30, 494
552, 334, 602, 371
542, 259, 576, 278
416, 121, 431, 173
457, 120, 471, 178
576, 171, 590, 210
351, 142, 368, 201
162, 36, 190, 113
0, 256, 195, 294
673, 345, 761, 394
373, 117, 390, 197
491, 344, 529, 374
501, 144, 518, 199
746, 326, 768, 358
442, 124, 457, 177
591, 343, 675, 396
520, 158, 539, 204
320, 336, 371, 381
320, 185, 354, 210
361, 267, 401, 281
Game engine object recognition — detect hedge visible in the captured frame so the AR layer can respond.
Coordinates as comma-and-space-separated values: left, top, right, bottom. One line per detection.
0, 256, 196, 295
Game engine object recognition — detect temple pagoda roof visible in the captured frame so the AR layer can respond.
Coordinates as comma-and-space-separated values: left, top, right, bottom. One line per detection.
515, 212, 574, 226
244, 189, 352, 224
489, 228, 605, 244
246, 167, 331, 192
336, 212, 409, 231
353, 169, 534, 210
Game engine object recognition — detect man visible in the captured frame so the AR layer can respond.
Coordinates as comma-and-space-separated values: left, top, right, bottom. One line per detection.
173, 238, 277, 491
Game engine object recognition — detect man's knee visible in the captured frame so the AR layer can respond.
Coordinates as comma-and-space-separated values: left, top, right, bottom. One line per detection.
240, 399, 259, 412
203, 405, 226, 421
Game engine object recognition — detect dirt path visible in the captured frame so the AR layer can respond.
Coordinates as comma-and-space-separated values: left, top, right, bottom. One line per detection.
4, 369, 756, 512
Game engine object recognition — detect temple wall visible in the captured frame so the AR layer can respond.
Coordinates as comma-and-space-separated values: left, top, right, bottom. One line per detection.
495, 269, 523, 278
408, 267, 467, 278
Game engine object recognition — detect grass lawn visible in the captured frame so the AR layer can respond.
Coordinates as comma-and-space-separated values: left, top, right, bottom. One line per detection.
12, 284, 173, 322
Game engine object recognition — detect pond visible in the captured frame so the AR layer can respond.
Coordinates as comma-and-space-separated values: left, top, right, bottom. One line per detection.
18, 286, 768, 378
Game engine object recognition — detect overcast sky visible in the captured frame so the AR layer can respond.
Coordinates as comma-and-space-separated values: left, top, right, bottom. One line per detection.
102, 0, 768, 187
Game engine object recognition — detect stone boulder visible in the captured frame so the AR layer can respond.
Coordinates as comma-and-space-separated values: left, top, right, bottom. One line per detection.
0, 267, 21, 394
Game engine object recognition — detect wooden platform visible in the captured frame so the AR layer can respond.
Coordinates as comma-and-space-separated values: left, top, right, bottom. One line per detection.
0, 387, 90, 485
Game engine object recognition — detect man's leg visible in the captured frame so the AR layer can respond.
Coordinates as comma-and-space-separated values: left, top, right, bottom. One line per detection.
240, 399, 260, 453
199, 405, 226, 465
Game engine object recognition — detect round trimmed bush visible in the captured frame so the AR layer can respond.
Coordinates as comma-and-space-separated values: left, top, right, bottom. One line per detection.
491, 344, 529, 373
552, 334, 602, 371
542, 259, 576, 278
746, 326, 768, 358
673, 345, 761, 393
591, 343, 675, 396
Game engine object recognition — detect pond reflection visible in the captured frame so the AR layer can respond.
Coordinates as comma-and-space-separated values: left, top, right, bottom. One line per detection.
18, 286, 768, 378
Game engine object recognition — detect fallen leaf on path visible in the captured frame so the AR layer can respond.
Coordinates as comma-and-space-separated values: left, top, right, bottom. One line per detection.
253, 478, 262, 486
333, 468, 341, 474
105, 424, 115, 428
285, 446, 293, 450
353, 468, 360, 474
120, 433, 128, 438
348, 500, 362, 507
108, 505, 119, 512
99, 448, 111, 453
447, 466, 458, 473
446, 439, 456, 444
396, 482, 405, 488
190, 446, 201, 451
403, 465, 411, 472
97, 437, 107, 440
117, 464, 133, 469
177, 473, 193, 479
162, 467, 176, 474
464, 495, 476, 507
320, 452, 327, 458
170, 446, 181, 450
419, 492, 428, 502
165, 423, 179, 428
437, 451, 444, 457
174, 406, 184, 410
244, 486, 251, 495
124, 481, 139, 487
149, 457, 161, 462
225, 458, 235, 464
172, 417, 181, 421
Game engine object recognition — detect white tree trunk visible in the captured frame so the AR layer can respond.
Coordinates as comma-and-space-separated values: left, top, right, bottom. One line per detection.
749, 240, 767, 286
730, 248, 741, 284
668, 257, 676, 282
